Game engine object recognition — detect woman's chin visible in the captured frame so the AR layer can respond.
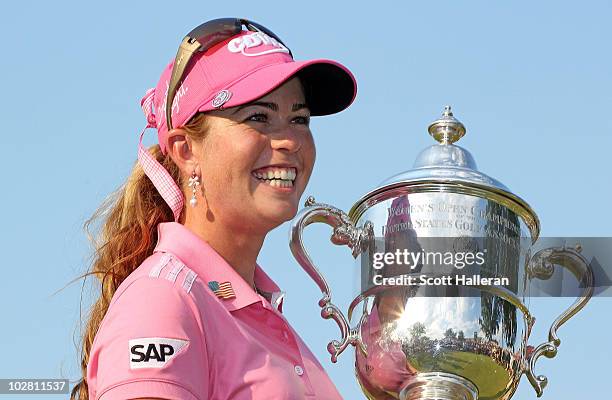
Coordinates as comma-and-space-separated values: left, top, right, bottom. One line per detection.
250, 183, 304, 226
255, 201, 299, 226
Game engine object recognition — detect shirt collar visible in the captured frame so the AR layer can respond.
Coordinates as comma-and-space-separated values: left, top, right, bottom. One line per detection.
153, 222, 284, 312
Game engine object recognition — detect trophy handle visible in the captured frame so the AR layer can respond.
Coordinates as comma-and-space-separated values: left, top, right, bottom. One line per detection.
525, 244, 594, 397
289, 196, 373, 362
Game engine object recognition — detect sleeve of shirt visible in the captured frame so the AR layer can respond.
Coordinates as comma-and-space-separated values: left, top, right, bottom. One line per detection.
87, 274, 208, 400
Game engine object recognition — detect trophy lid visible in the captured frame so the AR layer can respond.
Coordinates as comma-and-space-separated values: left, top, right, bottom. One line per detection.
348, 106, 540, 239
381, 106, 509, 191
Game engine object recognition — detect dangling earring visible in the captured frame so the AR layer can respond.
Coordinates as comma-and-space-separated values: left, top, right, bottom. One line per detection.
188, 171, 201, 207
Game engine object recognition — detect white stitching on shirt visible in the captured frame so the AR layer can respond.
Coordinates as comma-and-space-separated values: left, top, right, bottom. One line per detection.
182, 269, 198, 294
149, 253, 198, 293
149, 253, 172, 278
165, 258, 185, 283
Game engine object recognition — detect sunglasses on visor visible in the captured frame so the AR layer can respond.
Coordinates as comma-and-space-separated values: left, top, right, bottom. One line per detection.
165, 18, 291, 130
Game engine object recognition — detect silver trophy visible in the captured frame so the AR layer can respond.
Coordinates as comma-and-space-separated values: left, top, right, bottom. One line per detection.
289, 107, 594, 400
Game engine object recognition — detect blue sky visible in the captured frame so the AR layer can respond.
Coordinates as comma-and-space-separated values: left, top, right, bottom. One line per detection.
1, 1, 610, 399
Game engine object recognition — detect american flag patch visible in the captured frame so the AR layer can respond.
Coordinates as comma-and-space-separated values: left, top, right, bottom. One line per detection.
208, 281, 235, 300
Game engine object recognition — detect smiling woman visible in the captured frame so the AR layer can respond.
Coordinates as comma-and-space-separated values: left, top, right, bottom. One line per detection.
70, 18, 356, 400
188, 77, 315, 235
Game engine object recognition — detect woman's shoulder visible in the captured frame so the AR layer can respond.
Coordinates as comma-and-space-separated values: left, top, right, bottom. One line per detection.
96, 252, 204, 336
87, 251, 211, 400
111, 252, 200, 305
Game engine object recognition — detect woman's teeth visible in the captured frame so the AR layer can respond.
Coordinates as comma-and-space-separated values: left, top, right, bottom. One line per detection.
252, 167, 297, 188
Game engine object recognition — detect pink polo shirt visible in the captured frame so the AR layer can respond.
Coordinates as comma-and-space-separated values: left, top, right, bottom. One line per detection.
87, 222, 342, 400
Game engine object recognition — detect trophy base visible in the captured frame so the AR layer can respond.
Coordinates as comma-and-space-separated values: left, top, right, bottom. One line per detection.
400, 372, 478, 400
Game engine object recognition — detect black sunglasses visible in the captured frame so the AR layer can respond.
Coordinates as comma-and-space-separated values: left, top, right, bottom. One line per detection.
165, 18, 291, 130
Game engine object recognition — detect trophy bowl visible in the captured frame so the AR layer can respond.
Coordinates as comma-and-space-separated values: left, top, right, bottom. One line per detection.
289, 107, 593, 400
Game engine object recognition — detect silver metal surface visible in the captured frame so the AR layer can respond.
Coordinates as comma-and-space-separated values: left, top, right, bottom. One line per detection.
428, 106, 466, 145
289, 106, 593, 399
525, 245, 594, 397
289, 196, 371, 362
349, 107, 540, 240
400, 372, 478, 400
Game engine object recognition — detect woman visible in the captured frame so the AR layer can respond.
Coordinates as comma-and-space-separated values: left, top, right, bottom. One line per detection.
71, 18, 356, 400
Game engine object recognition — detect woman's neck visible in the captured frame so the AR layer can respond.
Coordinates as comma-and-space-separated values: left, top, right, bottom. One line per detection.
183, 215, 265, 289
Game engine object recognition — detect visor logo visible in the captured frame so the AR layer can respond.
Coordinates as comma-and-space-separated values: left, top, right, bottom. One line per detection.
227, 32, 290, 57
211, 90, 232, 108
157, 81, 189, 124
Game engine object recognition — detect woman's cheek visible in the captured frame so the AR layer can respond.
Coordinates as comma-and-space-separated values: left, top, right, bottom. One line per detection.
302, 138, 316, 188
234, 134, 269, 165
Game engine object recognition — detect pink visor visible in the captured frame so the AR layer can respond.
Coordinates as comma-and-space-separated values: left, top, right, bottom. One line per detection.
138, 30, 357, 222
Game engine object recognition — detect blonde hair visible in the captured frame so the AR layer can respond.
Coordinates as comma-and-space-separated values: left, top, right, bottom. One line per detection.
70, 113, 208, 400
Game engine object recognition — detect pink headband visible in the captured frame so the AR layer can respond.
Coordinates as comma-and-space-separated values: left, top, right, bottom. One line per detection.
138, 88, 184, 222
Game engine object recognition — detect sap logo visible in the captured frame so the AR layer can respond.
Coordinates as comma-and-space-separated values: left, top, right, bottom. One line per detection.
129, 337, 188, 369
131, 343, 173, 361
